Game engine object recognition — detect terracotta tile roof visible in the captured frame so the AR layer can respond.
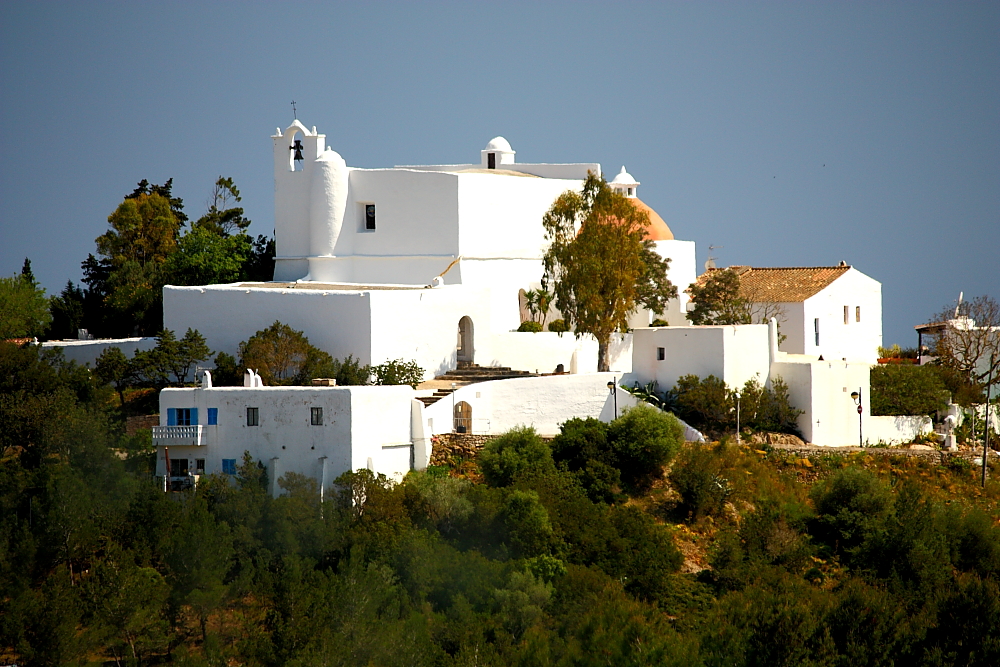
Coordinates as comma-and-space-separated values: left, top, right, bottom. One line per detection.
696, 265, 851, 303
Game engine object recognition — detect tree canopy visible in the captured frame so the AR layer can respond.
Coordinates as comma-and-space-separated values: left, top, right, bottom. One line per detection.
77, 177, 274, 338
687, 267, 785, 331
0, 263, 51, 339
927, 295, 1000, 404
542, 173, 676, 371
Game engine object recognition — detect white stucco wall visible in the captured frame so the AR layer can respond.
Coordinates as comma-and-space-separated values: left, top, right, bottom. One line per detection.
164, 284, 374, 365
791, 269, 882, 364
865, 415, 934, 445
632, 325, 771, 392
422, 373, 627, 437
771, 356, 871, 446
155, 385, 418, 492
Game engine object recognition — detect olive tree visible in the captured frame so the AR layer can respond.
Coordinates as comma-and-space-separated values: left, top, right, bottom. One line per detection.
542, 173, 676, 372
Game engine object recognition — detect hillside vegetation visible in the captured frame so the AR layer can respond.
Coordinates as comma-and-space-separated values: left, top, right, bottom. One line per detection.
3, 341, 1000, 666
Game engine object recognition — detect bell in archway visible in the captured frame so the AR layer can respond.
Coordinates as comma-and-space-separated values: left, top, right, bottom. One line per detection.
290, 139, 304, 162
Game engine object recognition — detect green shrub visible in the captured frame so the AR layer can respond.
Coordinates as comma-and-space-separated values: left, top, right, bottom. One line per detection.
550, 418, 623, 504
673, 374, 733, 433
870, 364, 949, 416
651, 318, 669, 327
547, 319, 568, 333
809, 467, 893, 554
517, 321, 543, 333
479, 426, 554, 487
371, 358, 424, 388
500, 489, 554, 558
672, 374, 802, 436
669, 442, 731, 522
607, 404, 684, 493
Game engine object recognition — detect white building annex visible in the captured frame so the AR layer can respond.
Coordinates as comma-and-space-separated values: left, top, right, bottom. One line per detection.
693, 264, 883, 364
164, 120, 696, 379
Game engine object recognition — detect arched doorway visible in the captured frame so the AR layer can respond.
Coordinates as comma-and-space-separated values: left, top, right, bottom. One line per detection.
457, 316, 474, 364
454, 401, 472, 434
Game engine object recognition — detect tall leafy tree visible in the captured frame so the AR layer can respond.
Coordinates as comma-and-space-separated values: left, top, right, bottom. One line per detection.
47, 281, 86, 340
542, 173, 675, 371
0, 263, 51, 339
193, 176, 251, 236
686, 268, 749, 326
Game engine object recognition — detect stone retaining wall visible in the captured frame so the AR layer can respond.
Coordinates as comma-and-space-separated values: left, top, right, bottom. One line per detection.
429, 433, 497, 466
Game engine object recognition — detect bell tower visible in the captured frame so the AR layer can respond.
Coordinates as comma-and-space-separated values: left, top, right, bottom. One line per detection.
272, 121, 326, 277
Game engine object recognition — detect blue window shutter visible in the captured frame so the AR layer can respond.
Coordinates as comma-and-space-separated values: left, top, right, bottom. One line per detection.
167, 408, 176, 426
191, 408, 199, 425
208, 408, 218, 425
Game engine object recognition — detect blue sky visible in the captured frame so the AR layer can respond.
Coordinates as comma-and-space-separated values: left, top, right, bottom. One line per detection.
1, 1, 997, 346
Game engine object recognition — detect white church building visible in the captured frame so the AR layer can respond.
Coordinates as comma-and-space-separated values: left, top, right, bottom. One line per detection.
163, 121, 696, 378
149, 117, 927, 496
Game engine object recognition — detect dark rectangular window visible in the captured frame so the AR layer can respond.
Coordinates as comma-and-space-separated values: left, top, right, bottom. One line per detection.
814, 318, 820, 346
170, 459, 188, 477
365, 204, 376, 230
311, 406, 323, 425
207, 408, 218, 425
657, 347, 665, 361
246, 407, 259, 427
176, 408, 197, 426
194, 458, 205, 474
222, 459, 237, 475
488, 152, 496, 169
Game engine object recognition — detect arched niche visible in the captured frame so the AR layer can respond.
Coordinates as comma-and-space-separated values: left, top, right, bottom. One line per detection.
457, 316, 474, 363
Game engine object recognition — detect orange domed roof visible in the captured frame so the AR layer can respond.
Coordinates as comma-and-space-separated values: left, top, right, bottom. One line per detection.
629, 198, 673, 241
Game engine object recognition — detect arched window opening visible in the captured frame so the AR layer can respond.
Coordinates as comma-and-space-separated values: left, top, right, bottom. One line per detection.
454, 401, 472, 434
289, 131, 304, 172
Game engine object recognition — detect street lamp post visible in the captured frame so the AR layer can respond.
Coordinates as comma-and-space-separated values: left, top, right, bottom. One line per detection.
607, 377, 618, 419
734, 391, 741, 445
850, 388, 863, 447
451, 382, 457, 433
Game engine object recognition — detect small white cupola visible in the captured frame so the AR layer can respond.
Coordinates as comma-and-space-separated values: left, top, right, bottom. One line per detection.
610, 166, 639, 198
481, 136, 515, 169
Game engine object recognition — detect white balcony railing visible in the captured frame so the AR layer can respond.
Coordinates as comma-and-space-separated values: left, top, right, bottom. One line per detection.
152, 425, 206, 446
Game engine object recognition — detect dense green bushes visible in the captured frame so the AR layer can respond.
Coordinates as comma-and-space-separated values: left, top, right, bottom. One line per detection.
870, 363, 950, 415
672, 374, 802, 436
549, 405, 684, 501
5, 341, 1000, 665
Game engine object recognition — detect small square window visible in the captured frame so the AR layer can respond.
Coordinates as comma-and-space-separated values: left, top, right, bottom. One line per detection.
856, 306, 861, 323
365, 204, 376, 230
246, 407, 259, 427
311, 406, 323, 426
657, 347, 665, 361
207, 408, 218, 425
222, 459, 237, 475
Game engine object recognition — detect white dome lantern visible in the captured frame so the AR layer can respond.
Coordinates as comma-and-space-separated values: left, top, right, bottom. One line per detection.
481, 136, 515, 169
611, 166, 639, 198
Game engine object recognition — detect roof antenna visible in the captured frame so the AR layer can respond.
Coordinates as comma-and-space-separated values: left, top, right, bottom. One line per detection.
955, 291, 964, 319
291, 100, 297, 120
705, 245, 723, 271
